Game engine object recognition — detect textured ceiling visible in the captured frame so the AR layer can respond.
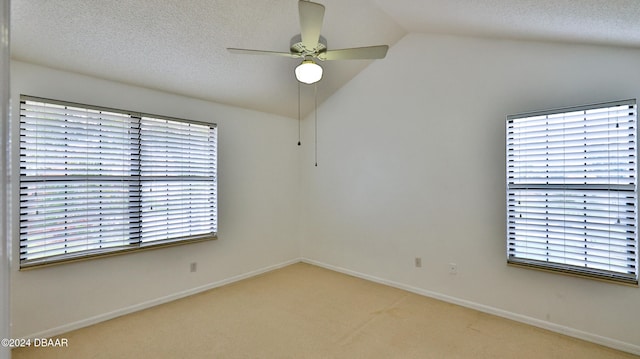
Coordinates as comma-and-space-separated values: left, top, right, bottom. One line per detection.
10, 0, 405, 119
375, 0, 640, 48
10, 1, 640, 119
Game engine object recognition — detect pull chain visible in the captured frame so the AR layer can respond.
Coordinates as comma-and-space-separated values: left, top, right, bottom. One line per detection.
314, 82, 318, 167
297, 81, 301, 146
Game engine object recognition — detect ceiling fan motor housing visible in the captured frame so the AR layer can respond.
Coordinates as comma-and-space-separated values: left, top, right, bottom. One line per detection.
290, 34, 327, 56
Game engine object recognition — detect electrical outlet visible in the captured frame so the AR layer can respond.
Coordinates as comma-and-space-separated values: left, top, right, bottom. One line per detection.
449, 263, 457, 274
415, 257, 422, 268
190, 262, 197, 273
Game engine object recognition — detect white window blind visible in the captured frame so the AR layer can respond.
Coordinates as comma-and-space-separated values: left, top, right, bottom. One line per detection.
506, 99, 638, 285
140, 117, 217, 244
19, 96, 217, 268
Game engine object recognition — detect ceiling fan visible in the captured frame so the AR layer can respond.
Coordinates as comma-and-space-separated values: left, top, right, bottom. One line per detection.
228, 0, 389, 84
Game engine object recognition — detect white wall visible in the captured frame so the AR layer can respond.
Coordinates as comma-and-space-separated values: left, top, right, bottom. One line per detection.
300, 33, 640, 352
9, 61, 301, 338
1, 1, 10, 358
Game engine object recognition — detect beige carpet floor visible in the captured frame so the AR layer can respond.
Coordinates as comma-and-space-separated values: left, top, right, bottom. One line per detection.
12, 262, 639, 358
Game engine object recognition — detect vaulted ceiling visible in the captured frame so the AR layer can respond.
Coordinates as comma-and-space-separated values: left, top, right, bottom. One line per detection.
10, 1, 640, 119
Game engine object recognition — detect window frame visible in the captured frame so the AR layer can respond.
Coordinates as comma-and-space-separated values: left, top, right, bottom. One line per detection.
18, 95, 218, 269
506, 99, 638, 286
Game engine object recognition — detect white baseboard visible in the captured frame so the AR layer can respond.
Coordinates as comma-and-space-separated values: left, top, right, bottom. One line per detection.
23, 258, 301, 340
301, 258, 640, 356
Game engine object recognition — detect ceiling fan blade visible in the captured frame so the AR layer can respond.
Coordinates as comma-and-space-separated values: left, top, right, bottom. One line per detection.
228, 48, 301, 58
319, 45, 389, 61
299, 1, 325, 50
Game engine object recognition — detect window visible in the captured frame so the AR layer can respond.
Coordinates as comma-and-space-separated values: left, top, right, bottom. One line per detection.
506, 99, 638, 285
19, 95, 217, 268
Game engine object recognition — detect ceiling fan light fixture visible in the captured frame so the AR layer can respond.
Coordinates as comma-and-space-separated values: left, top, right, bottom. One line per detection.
295, 59, 323, 84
